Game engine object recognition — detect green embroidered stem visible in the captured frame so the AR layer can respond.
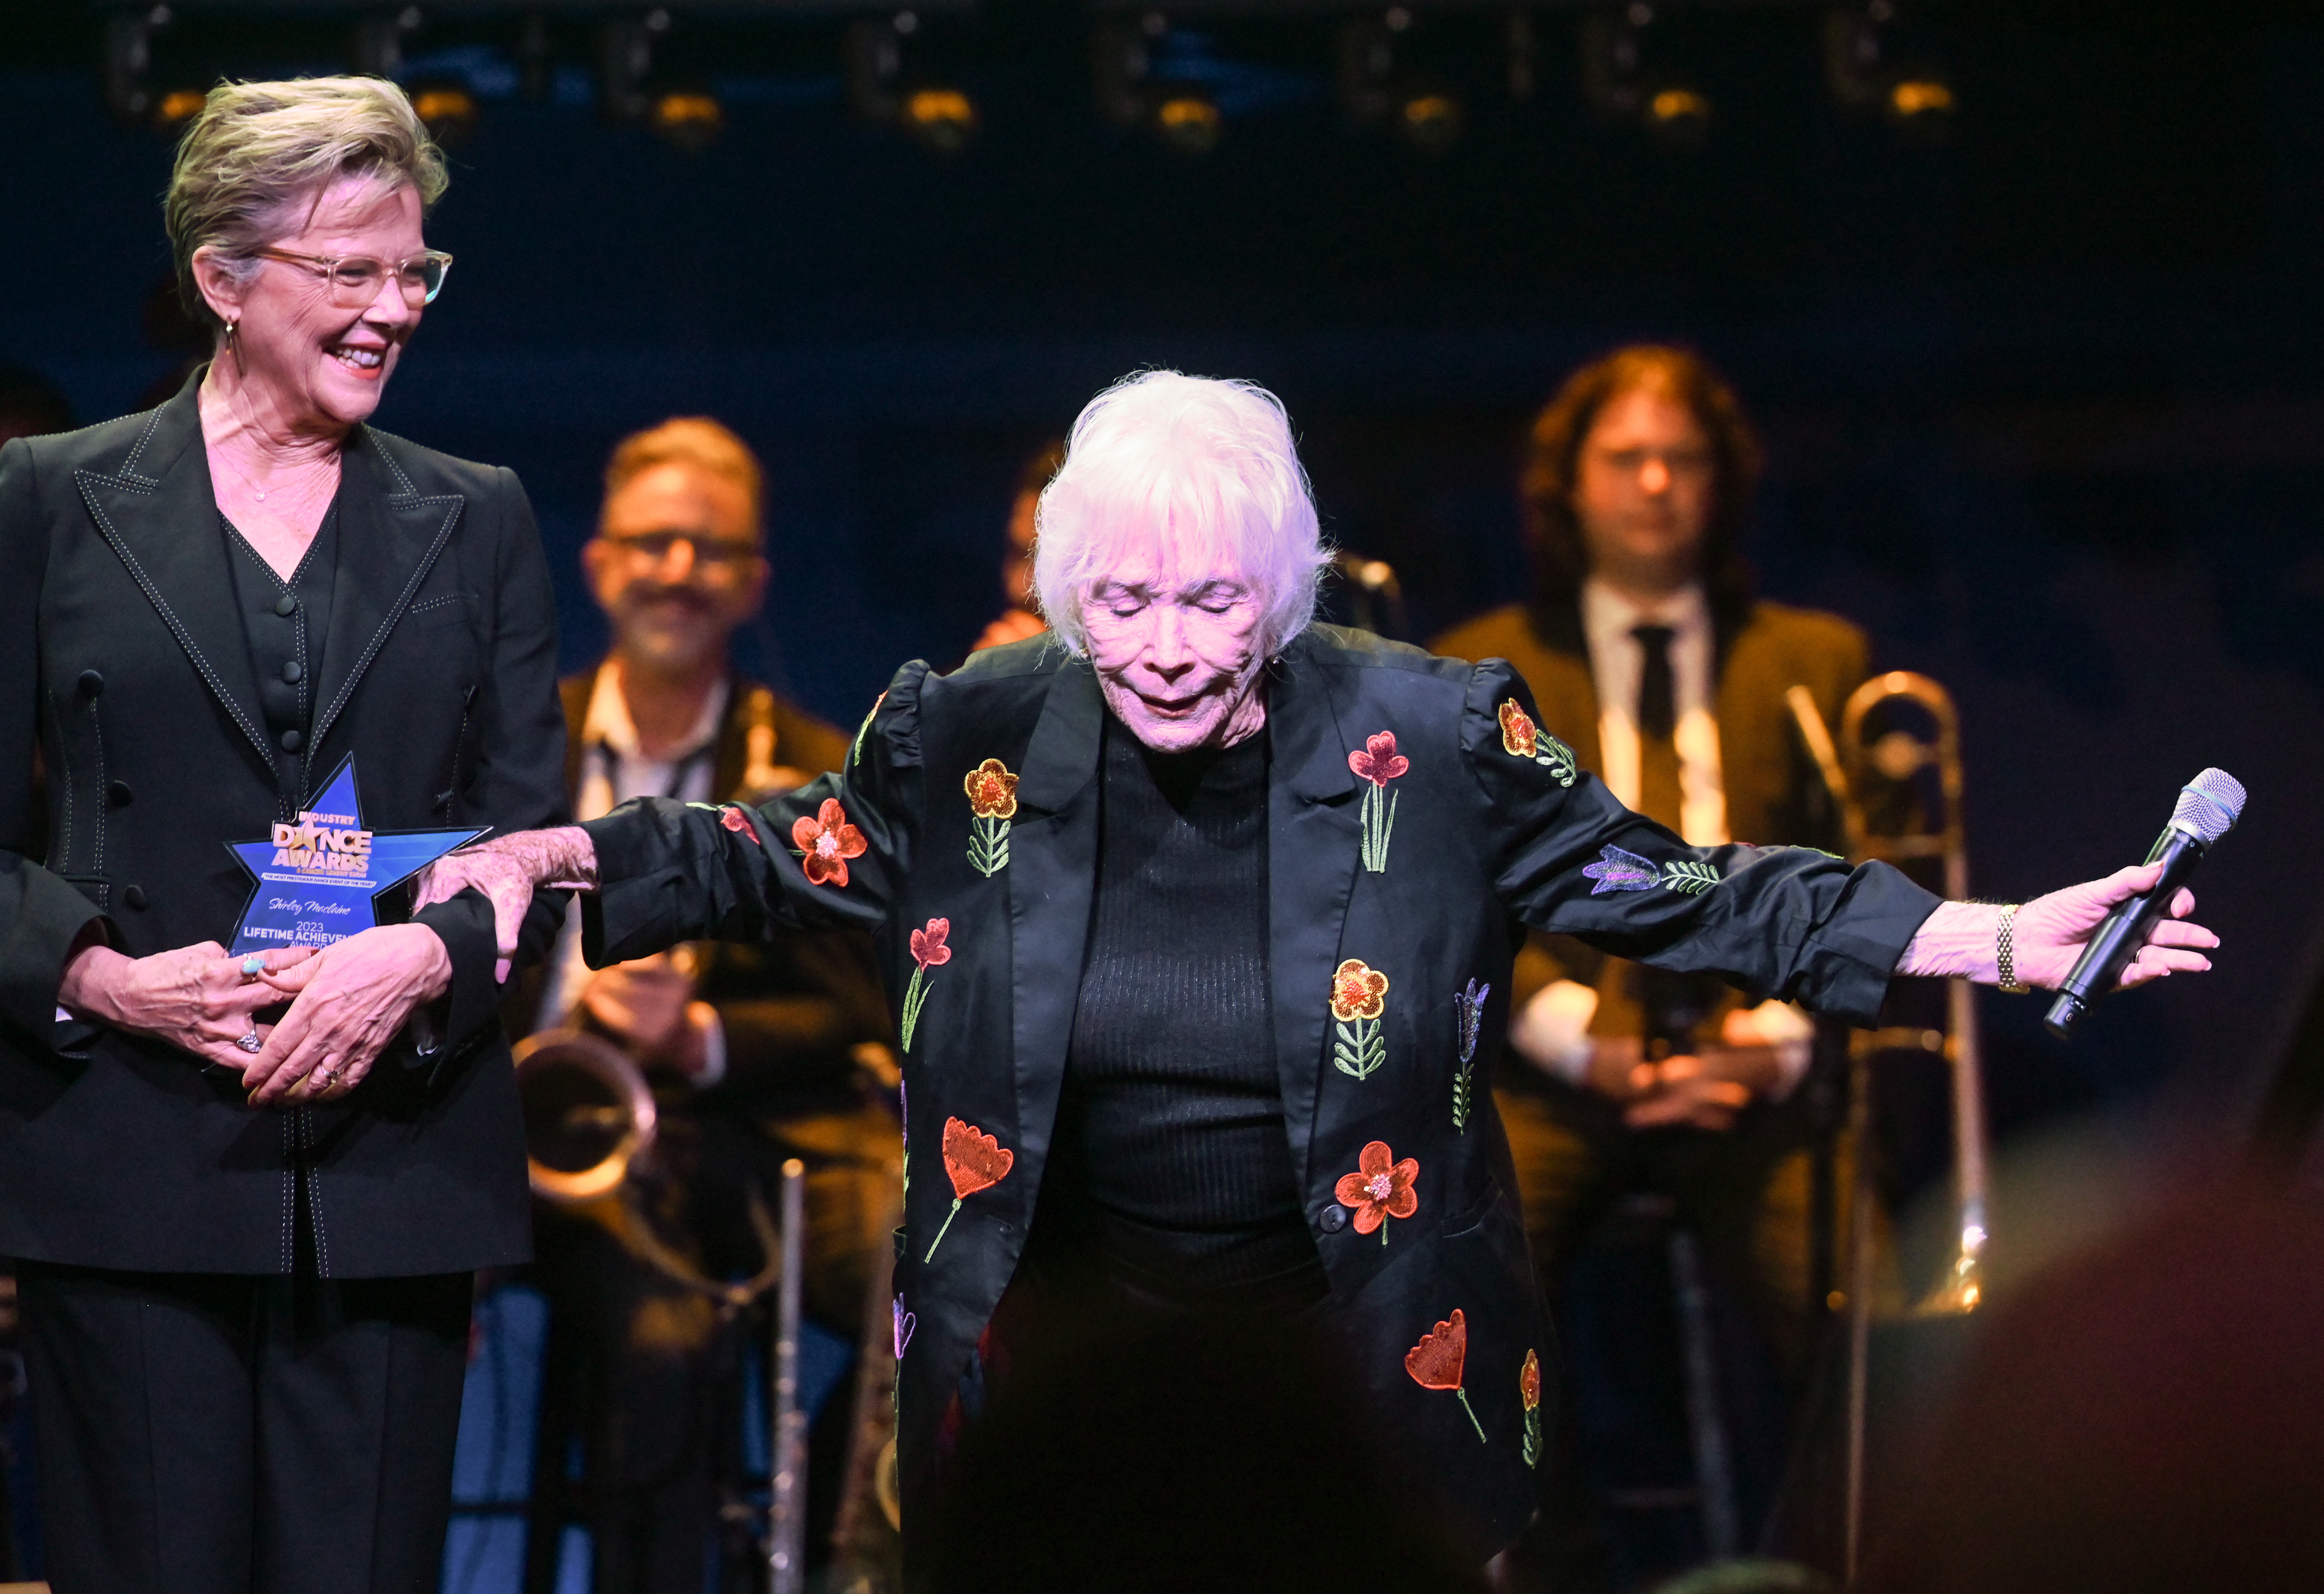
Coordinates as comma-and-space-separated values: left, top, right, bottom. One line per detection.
1452, 1061, 1475, 1131
1534, 736, 1578, 787
924, 1197, 963, 1262
1522, 1408, 1542, 1468
1660, 859, 1723, 896
967, 816, 1011, 877
851, 695, 882, 766
1454, 1386, 1488, 1444
1358, 784, 1400, 873
1332, 1016, 1386, 1080
899, 966, 930, 1052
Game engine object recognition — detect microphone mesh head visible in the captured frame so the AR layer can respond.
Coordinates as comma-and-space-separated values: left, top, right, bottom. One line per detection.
2173, 767, 2246, 845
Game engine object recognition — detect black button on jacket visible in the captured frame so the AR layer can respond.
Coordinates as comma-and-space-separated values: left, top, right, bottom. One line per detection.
578, 625, 1944, 1568
0, 374, 570, 1277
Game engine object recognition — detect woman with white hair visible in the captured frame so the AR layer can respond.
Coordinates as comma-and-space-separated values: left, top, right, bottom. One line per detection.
0, 78, 566, 1590
422, 369, 2215, 1577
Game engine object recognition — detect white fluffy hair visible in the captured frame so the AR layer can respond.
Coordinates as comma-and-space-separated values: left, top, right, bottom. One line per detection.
1033, 370, 1329, 657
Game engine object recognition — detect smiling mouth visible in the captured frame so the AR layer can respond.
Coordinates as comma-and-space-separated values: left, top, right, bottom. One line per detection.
328, 342, 387, 373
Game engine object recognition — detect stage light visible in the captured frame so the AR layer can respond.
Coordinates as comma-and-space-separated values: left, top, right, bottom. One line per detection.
153, 88, 207, 131
1399, 91, 1461, 154
1154, 92, 1221, 155
1889, 78, 1952, 117
410, 84, 478, 149
903, 86, 977, 151
651, 89, 722, 152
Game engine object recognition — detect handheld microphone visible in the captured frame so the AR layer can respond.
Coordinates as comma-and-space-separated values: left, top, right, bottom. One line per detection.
2043, 768, 2245, 1038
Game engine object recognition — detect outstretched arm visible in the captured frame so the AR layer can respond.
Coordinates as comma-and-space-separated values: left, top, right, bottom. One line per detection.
411, 825, 598, 984
1898, 861, 2217, 988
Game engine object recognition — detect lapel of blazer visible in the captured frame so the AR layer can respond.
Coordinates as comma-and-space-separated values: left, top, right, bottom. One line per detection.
71, 377, 277, 775
309, 428, 467, 758
1002, 655, 1106, 1184
1264, 632, 1365, 1193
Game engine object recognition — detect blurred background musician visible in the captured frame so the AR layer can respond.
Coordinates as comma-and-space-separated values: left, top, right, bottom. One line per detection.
967, 437, 1062, 654
509, 417, 897, 1594
1432, 344, 1868, 1426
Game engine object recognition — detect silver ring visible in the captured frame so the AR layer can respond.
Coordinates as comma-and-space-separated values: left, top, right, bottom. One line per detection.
241, 954, 266, 978
235, 1028, 263, 1054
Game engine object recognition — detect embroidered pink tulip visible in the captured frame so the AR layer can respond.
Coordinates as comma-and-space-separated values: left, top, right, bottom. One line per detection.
791, 798, 867, 888
911, 918, 952, 972
1334, 1140, 1419, 1243
900, 918, 951, 1052
720, 805, 753, 835
1405, 1308, 1487, 1444
1348, 731, 1411, 788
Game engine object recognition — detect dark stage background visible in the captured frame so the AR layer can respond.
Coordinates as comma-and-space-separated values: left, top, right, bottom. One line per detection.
7, 1, 2324, 1180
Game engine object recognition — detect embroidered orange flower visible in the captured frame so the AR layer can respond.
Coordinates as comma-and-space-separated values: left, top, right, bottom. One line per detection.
1330, 958, 1389, 1023
1334, 1141, 1419, 1236
1347, 730, 1411, 788
791, 797, 868, 887
1406, 1308, 1468, 1391
963, 759, 1020, 820
1521, 1348, 1541, 1412
941, 1116, 1014, 1199
911, 917, 952, 971
1499, 698, 1537, 758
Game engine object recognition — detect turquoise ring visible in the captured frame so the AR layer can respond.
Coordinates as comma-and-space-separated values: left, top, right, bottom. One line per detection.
241, 954, 266, 977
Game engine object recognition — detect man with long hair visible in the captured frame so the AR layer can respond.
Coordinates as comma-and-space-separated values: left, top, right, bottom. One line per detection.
1435, 344, 1864, 1391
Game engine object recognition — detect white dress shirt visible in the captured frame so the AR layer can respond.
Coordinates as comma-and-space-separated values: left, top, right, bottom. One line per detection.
1512, 580, 1812, 1097
536, 665, 729, 1084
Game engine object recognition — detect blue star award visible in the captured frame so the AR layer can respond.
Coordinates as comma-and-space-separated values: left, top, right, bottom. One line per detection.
224, 755, 487, 956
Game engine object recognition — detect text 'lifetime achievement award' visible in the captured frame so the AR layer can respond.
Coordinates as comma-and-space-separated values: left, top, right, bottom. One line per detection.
224, 756, 485, 956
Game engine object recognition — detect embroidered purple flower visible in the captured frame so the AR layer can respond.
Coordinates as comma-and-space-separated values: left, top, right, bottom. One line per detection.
893, 1294, 916, 1358
1452, 977, 1490, 1132
1582, 844, 1657, 895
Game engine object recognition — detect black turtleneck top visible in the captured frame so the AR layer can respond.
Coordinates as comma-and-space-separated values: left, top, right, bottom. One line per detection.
1032, 713, 1327, 1311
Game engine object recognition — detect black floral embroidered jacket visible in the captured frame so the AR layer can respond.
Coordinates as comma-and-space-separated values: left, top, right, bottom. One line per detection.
578, 625, 1943, 1565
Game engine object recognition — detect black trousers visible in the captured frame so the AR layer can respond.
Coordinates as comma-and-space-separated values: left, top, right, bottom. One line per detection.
16, 1261, 472, 1594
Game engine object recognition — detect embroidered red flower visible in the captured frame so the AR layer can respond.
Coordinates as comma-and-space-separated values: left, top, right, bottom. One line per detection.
941, 1116, 1014, 1199
963, 759, 1020, 820
791, 798, 868, 887
1406, 1308, 1468, 1391
719, 805, 755, 837
1335, 1141, 1419, 1237
1347, 730, 1411, 788
925, 1116, 1014, 1262
910, 917, 953, 972
1499, 698, 1537, 759
1407, 1308, 1489, 1443
1521, 1348, 1542, 1412
1330, 958, 1390, 1023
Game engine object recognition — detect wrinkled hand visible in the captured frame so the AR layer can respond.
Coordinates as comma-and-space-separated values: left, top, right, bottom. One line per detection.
58, 940, 317, 1073
581, 954, 709, 1073
411, 826, 596, 984
242, 924, 452, 1104
2014, 861, 2216, 989
1899, 862, 2219, 988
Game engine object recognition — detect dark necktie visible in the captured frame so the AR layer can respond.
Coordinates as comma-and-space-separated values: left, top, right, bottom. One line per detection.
1632, 623, 1682, 831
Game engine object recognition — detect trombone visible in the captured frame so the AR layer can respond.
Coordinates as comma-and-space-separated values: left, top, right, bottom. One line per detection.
1786, 671, 1988, 1577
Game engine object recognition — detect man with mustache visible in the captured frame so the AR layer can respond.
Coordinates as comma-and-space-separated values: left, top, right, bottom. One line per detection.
513, 418, 897, 1593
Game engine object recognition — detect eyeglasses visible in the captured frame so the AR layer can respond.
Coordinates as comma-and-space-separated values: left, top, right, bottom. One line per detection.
599, 531, 763, 575
254, 249, 455, 309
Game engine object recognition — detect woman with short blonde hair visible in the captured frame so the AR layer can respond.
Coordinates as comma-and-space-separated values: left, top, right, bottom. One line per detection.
0, 76, 567, 1591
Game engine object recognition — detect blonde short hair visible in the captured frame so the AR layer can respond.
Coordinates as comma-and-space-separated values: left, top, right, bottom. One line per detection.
166, 76, 447, 331
602, 417, 766, 538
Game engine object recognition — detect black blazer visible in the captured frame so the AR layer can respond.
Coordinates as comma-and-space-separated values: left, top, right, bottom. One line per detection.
0, 375, 568, 1277
576, 625, 1943, 1565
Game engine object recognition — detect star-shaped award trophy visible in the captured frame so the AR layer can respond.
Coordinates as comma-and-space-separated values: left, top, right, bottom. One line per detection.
225, 755, 487, 956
